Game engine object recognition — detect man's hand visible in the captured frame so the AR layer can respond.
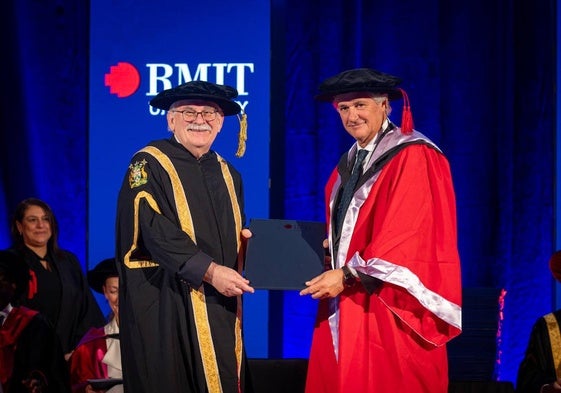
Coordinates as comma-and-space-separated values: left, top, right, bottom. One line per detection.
241, 228, 252, 240
322, 238, 332, 270
204, 262, 254, 297
240, 228, 252, 256
542, 379, 561, 392
85, 384, 106, 393
299, 269, 345, 299
22, 371, 47, 393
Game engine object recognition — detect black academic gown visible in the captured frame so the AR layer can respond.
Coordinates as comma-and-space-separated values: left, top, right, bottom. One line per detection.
12, 247, 105, 354
1, 306, 70, 393
516, 309, 561, 392
116, 138, 251, 393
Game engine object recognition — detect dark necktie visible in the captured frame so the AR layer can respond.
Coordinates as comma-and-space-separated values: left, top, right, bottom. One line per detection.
335, 149, 368, 233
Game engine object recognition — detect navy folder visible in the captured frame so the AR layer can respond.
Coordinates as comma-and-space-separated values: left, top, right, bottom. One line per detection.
244, 219, 326, 290
87, 379, 123, 390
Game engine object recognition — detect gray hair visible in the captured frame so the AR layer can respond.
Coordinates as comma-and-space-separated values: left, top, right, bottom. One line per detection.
371, 94, 392, 116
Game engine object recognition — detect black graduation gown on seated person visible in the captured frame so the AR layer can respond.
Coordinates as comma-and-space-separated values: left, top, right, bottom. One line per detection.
115, 138, 252, 393
516, 309, 561, 393
1, 307, 70, 393
13, 247, 105, 354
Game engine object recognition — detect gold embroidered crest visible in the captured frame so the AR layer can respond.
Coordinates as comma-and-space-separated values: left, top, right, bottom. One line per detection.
129, 159, 148, 188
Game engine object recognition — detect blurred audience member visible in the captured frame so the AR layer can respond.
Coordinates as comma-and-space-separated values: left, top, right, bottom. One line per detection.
0, 249, 70, 393
69, 258, 121, 393
9, 198, 105, 360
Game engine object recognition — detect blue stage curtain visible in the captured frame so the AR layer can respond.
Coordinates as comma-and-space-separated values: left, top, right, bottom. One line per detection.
0, 0, 556, 386
0, 1, 89, 263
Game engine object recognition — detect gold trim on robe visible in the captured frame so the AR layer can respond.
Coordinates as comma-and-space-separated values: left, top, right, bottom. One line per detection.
544, 313, 561, 379
137, 146, 244, 393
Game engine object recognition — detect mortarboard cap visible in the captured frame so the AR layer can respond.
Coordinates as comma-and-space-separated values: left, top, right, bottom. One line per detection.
315, 68, 414, 134
149, 80, 241, 115
87, 258, 119, 294
315, 68, 403, 102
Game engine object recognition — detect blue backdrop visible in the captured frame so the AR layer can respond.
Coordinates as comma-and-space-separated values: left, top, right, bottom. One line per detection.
0, 0, 557, 386
88, 0, 272, 357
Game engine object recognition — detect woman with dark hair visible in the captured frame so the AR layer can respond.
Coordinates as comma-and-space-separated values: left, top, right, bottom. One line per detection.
9, 198, 104, 360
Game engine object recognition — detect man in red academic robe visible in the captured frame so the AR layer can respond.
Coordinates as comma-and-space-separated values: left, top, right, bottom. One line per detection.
300, 68, 462, 393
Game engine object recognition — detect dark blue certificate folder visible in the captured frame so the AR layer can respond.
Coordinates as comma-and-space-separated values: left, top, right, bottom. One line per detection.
244, 219, 326, 290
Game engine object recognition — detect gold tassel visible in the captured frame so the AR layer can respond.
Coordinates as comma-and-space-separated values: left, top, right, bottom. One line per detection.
235, 112, 247, 158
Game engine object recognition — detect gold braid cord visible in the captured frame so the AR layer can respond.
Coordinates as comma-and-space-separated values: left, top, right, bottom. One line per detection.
235, 113, 248, 158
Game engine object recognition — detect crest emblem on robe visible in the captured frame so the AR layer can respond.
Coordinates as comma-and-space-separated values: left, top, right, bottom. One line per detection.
129, 159, 148, 188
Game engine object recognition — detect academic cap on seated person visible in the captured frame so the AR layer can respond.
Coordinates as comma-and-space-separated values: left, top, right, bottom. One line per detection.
149, 80, 248, 157
315, 67, 414, 134
87, 258, 119, 294
0, 250, 29, 303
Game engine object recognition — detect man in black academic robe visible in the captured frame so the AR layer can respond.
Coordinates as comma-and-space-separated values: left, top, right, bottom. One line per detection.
115, 81, 255, 393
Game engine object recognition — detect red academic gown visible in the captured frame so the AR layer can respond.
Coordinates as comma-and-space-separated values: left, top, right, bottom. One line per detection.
68, 327, 108, 393
305, 127, 462, 393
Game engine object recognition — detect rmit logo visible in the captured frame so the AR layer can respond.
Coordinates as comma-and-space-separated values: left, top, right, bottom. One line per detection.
104, 62, 254, 114
104, 62, 141, 98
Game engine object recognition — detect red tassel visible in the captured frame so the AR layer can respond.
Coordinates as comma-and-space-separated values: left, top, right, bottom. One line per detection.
28, 269, 37, 299
398, 88, 414, 135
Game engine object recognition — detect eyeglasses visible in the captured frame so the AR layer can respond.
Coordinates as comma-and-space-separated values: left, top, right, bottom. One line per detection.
169, 109, 219, 122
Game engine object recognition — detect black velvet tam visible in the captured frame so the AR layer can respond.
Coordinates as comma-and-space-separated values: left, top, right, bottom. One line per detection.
87, 257, 118, 294
315, 68, 404, 102
150, 80, 241, 115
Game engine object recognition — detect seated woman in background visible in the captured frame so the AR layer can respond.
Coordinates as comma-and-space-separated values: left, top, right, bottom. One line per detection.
0, 249, 70, 393
69, 258, 122, 393
9, 198, 105, 360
